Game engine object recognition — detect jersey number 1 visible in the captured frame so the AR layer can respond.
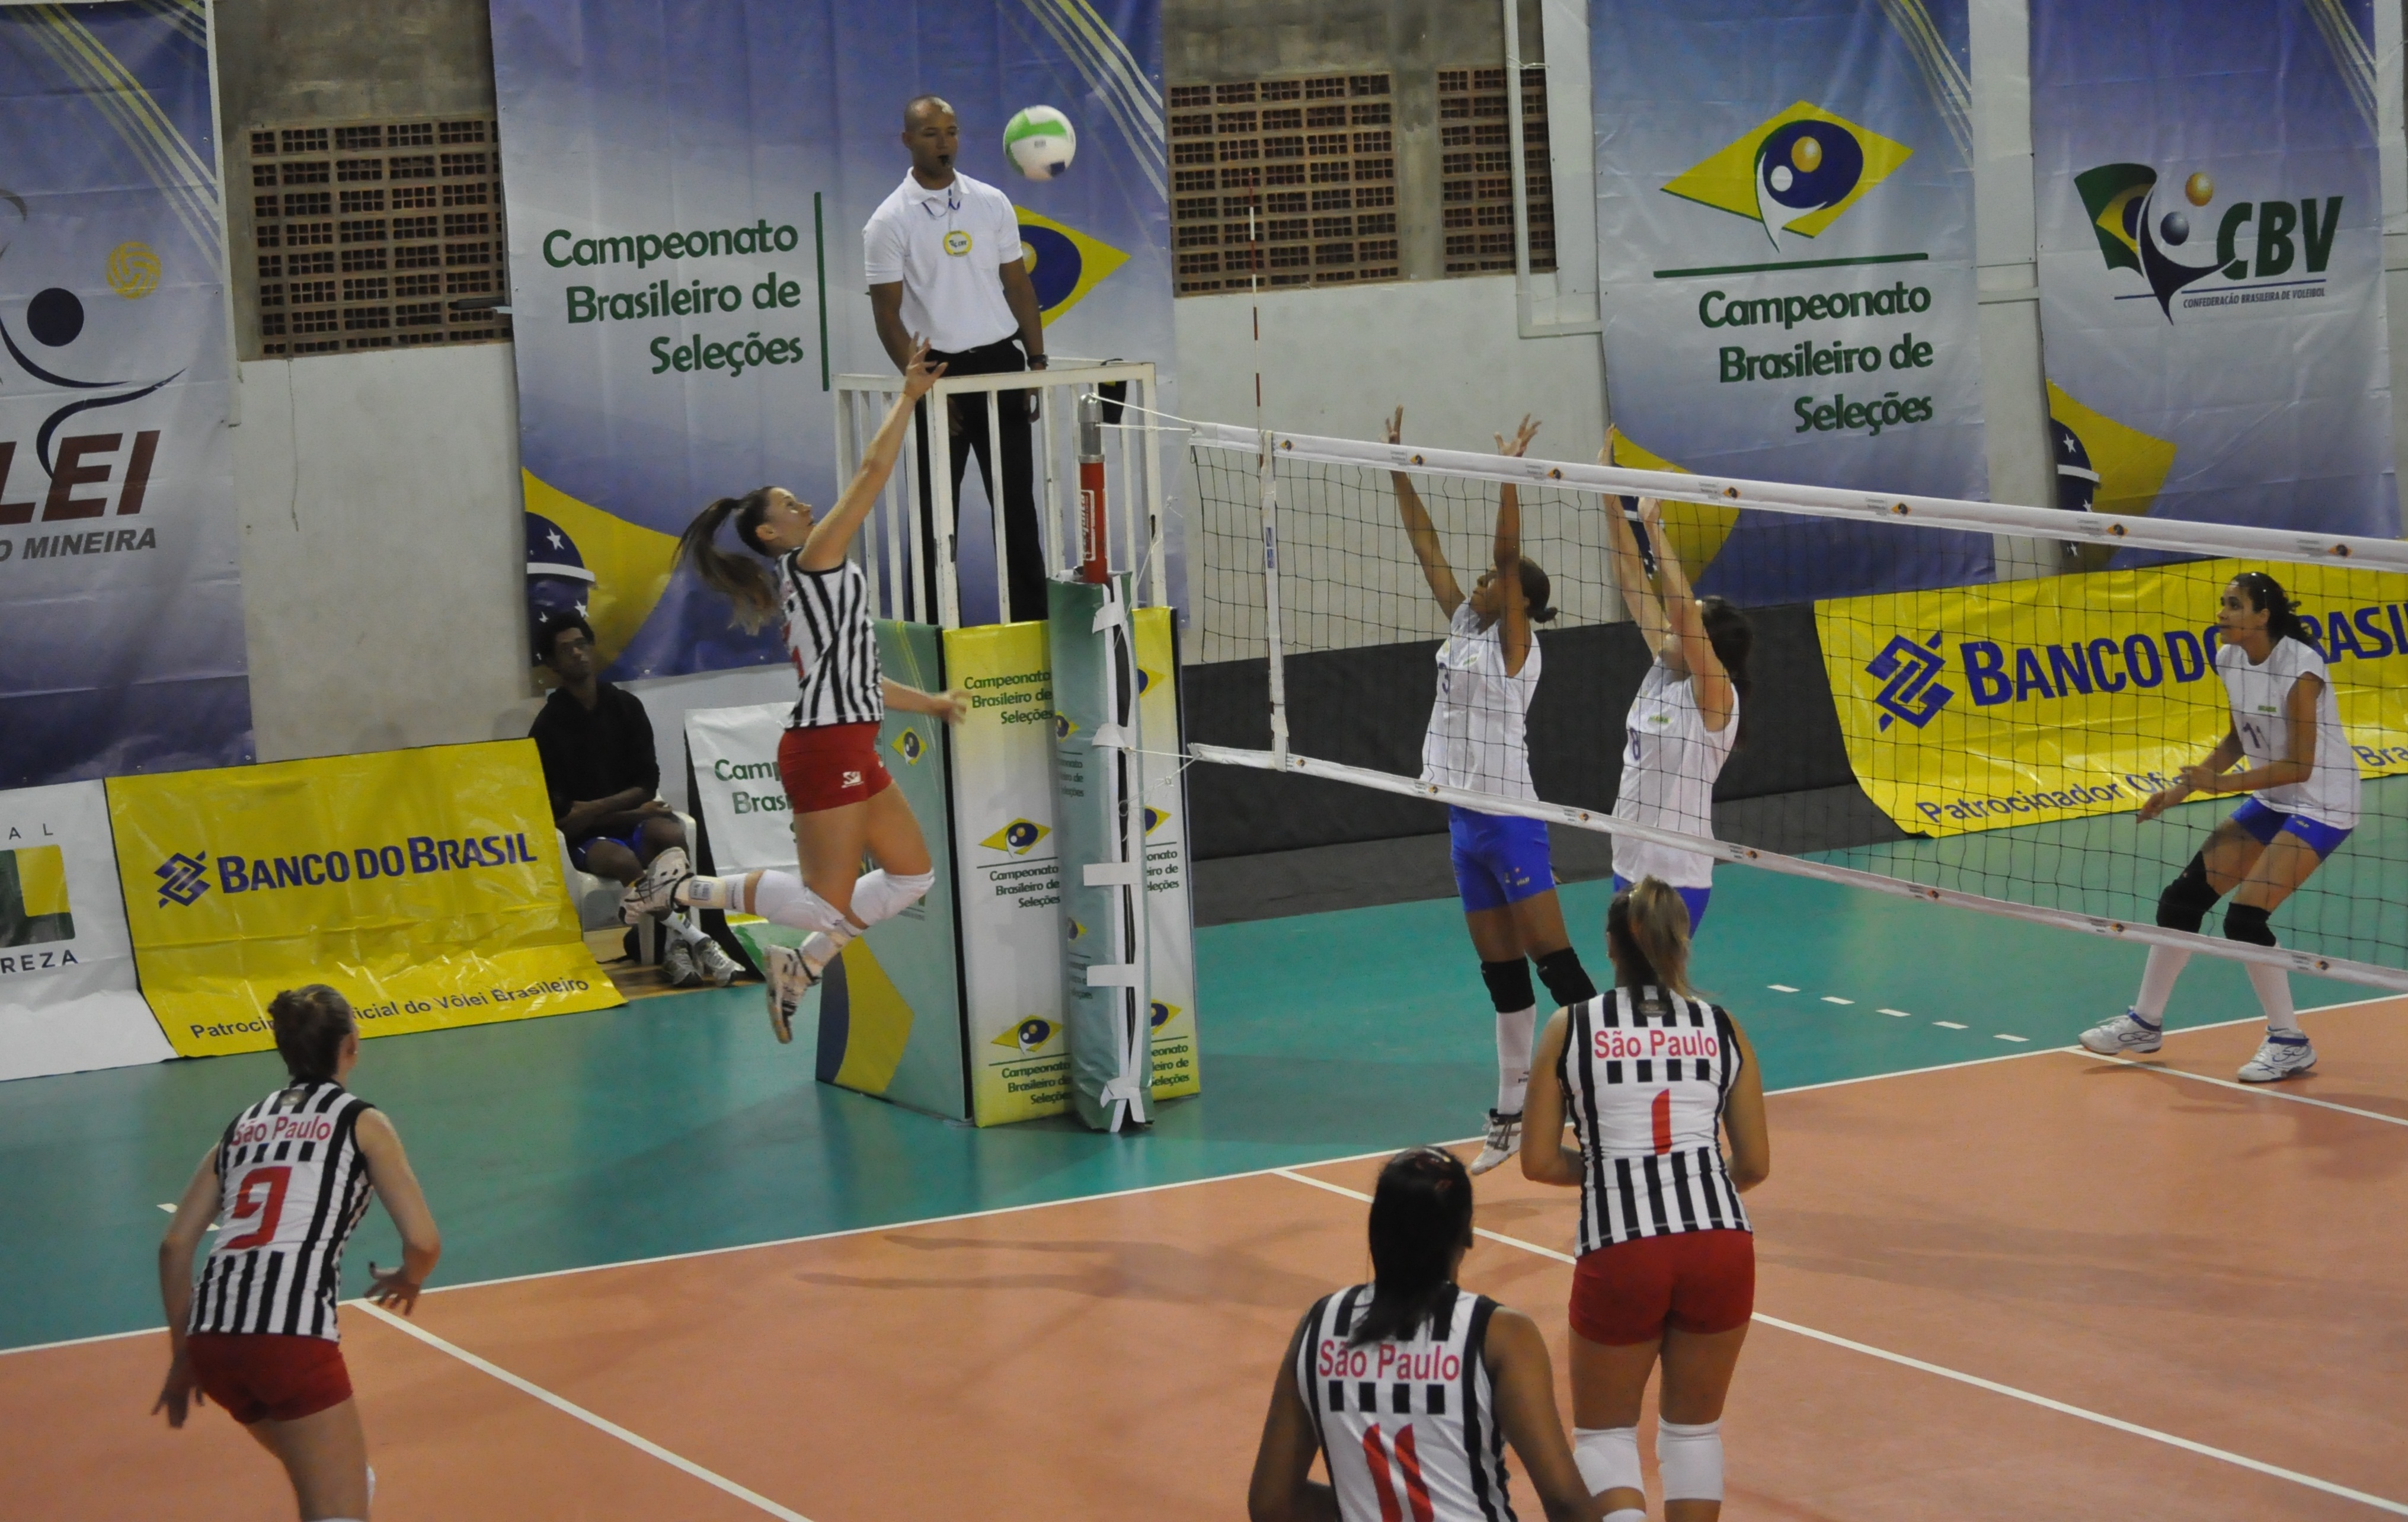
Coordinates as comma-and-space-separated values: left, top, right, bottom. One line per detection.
1361, 1422, 1436, 1522
220, 1165, 293, 1252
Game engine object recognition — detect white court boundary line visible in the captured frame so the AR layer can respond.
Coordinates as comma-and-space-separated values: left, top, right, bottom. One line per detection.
16, 995, 2401, 1361
351, 1300, 813, 1521
1269, 1170, 2408, 1516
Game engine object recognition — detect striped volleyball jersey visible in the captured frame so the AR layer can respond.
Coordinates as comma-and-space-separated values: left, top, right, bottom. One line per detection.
188, 1080, 377, 1341
781, 554, 884, 728
1558, 987, 1750, 1256
1422, 602, 1540, 802
1293, 1286, 1517, 1522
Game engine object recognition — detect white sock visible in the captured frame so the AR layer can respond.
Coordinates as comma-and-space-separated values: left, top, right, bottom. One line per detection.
2245, 960, 2300, 1035
799, 930, 846, 973
848, 869, 935, 927
668, 912, 710, 947
674, 874, 743, 912
367, 1465, 375, 1500
2132, 947, 2187, 1026
746, 872, 860, 936
1495, 1005, 1535, 1115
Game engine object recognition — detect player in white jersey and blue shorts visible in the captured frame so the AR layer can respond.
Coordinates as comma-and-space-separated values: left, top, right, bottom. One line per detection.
1524, 878, 1770, 1522
1248, 1146, 1601, 1522
1387, 409, 1601, 1179
155, 986, 442, 1522
1601, 495, 1751, 934
628, 340, 968, 1038
2082, 571, 2364, 1082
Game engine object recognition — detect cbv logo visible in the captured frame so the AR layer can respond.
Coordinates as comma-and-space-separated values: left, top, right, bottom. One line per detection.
1866, 632, 1952, 730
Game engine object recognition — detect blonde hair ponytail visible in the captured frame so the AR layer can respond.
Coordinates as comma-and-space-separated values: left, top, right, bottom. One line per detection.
1607, 877, 1695, 998
677, 487, 782, 632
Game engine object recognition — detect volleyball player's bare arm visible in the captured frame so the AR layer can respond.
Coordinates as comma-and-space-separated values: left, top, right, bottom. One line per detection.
1719, 1019, 1770, 1192
1491, 416, 1539, 677
1518, 1010, 1582, 1187
153, 1145, 225, 1427
1483, 1307, 1611, 1522
881, 679, 969, 724
1635, 496, 1734, 733
1248, 1315, 1342, 1522
1600, 479, 1669, 657
2139, 726, 2244, 822
798, 340, 946, 573
356, 1108, 442, 1313
1384, 407, 1464, 617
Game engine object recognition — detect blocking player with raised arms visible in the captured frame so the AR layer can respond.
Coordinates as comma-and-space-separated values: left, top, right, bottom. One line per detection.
1387, 407, 1599, 1178
629, 339, 968, 1038
1248, 1147, 1602, 1522
1523, 880, 1770, 1522
155, 986, 442, 1522
2081, 571, 2362, 1082
1600, 494, 1751, 933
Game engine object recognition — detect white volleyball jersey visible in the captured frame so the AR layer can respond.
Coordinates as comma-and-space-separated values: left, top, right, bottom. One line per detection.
1611, 661, 1737, 890
782, 554, 884, 729
1422, 602, 1540, 802
189, 1081, 377, 1341
2217, 636, 2359, 829
1293, 1286, 1518, 1522
1558, 987, 1750, 1256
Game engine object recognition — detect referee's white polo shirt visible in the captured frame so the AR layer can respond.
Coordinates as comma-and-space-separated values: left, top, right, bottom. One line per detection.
863, 170, 1023, 354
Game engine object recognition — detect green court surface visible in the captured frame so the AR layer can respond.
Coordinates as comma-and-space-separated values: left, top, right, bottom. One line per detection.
0, 862, 2367, 1354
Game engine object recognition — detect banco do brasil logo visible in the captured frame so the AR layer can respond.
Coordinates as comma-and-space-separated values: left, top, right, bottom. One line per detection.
155, 851, 210, 907
2074, 164, 2342, 318
1664, 103, 1912, 248
1866, 633, 1953, 730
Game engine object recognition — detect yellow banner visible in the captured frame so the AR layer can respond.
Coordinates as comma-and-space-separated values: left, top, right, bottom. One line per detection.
1819, 559, 2408, 838
109, 741, 618, 1056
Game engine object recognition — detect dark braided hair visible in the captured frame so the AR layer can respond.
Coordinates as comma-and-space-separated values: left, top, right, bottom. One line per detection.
1348, 1147, 1476, 1347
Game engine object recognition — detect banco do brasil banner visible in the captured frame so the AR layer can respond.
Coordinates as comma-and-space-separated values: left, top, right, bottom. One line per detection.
0, 4, 249, 787
2030, 1, 2396, 549
1591, 0, 1991, 603
1820, 561, 2408, 839
107, 741, 618, 1058
493, 0, 1173, 674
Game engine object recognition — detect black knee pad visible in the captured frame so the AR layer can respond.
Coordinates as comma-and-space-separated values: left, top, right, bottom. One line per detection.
2157, 854, 2221, 933
1479, 958, 1535, 1014
2224, 902, 2277, 947
1533, 947, 1597, 1008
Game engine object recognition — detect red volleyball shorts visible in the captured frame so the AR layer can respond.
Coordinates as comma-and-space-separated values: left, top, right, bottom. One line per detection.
778, 722, 893, 814
1569, 1229, 1755, 1345
185, 1332, 353, 1425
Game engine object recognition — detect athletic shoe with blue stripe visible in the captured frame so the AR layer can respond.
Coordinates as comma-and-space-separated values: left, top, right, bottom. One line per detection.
2236, 1034, 2316, 1083
2078, 1011, 2163, 1056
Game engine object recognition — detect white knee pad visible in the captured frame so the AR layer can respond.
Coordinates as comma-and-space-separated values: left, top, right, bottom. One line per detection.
849, 869, 934, 926
1657, 1419, 1723, 1501
1574, 1427, 1642, 1498
749, 872, 853, 935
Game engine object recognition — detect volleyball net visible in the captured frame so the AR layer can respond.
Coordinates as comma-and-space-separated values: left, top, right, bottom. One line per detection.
1184, 421, 2408, 991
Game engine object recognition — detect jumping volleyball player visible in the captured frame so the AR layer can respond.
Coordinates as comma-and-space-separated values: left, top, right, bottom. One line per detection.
1524, 880, 1770, 1522
1248, 1147, 1601, 1522
627, 340, 968, 1037
1386, 407, 1598, 1176
2081, 571, 2362, 1082
1601, 494, 1751, 933
155, 987, 442, 1522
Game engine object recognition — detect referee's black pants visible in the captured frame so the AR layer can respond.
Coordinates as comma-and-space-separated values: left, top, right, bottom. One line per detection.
912, 337, 1047, 625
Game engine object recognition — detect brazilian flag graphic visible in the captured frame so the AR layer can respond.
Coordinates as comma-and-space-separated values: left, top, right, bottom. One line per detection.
0, 845, 73, 948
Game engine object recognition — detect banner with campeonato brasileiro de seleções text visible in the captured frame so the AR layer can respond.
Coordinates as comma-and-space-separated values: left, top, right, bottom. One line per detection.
2030, 1, 2397, 555
1590, 0, 1993, 605
1818, 560, 2408, 840
0, 4, 250, 788
106, 740, 619, 1059
491, 0, 1176, 677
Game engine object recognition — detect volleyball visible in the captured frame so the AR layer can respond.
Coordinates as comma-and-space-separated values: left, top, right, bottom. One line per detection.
1003, 105, 1076, 179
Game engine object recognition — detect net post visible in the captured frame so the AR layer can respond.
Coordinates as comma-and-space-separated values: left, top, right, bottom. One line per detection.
1258, 428, 1290, 769
1038, 375, 1063, 578
987, 388, 1010, 619
930, 378, 961, 628
1140, 372, 1167, 607
1078, 392, 1109, 583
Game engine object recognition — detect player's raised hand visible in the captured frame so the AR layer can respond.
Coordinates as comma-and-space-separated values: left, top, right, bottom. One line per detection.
900, 338, 948, 401
1496, 415, 1540, 458
1384, 405, 1405, 446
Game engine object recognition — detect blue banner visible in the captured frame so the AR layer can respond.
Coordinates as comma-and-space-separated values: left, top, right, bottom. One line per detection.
1591, 0, 1993, 603
491, 0, 1173, 677
2032, 0, 2397, 555
0, 4, 248, 786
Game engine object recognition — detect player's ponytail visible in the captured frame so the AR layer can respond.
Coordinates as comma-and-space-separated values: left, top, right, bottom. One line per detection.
1350, 1146, 1474, 1347
1518, 558, 1558, 625
2231, 571, 2309, 649
269, 984, 356, 1083
677, 487, 782, 632
1608, 878, 1695, 999
1700, 596, 1753, 747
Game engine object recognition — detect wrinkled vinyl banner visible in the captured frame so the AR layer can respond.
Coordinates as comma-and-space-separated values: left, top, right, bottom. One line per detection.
2031, 1, 2397, 551
1591, 0, 1992, 603
0, 4, 249, 786
491, 0, 1175, 674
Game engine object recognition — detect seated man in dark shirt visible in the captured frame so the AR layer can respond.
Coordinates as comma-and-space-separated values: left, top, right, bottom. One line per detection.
530, 616, 739, 988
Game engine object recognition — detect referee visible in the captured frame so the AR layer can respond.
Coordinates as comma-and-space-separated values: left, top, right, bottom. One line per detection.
866, 94, 1050, 625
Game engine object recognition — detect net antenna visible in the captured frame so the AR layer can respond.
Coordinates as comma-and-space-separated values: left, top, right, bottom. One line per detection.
1188, 422, 2408, 992
1248, 199, 1292, 769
